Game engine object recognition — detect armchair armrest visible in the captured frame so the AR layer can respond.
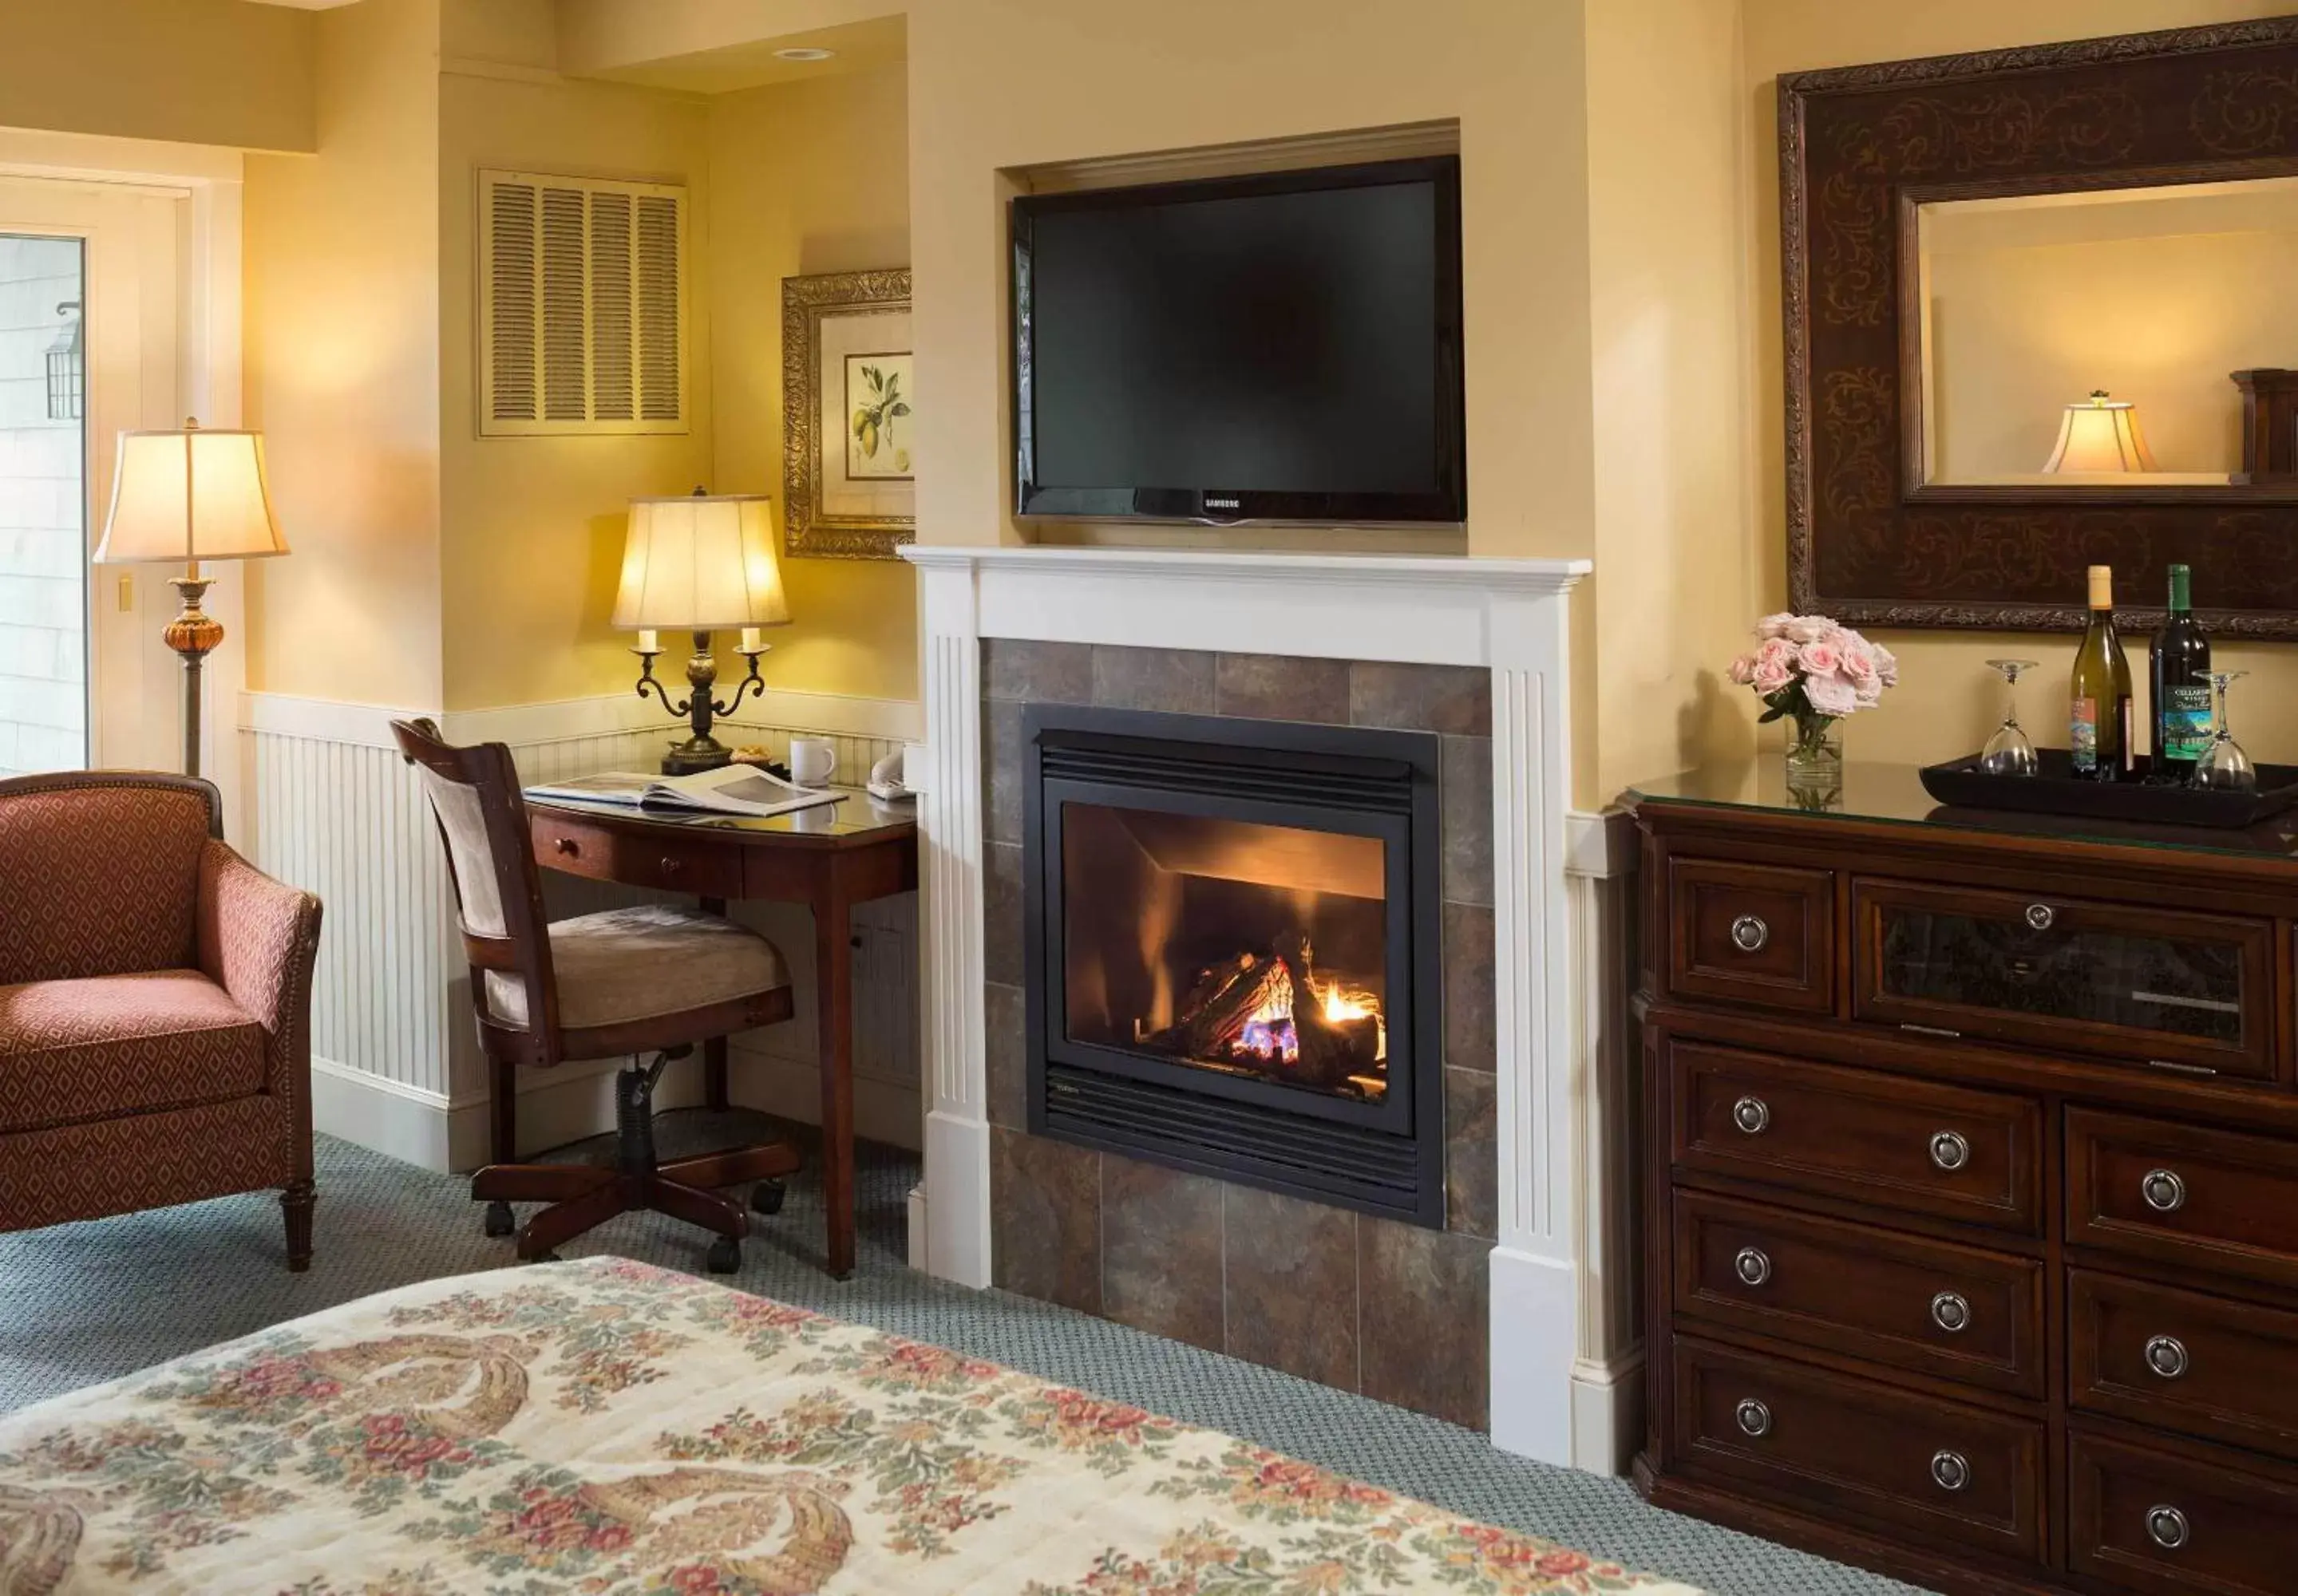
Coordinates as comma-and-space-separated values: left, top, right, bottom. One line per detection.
196, 839, 322, 1099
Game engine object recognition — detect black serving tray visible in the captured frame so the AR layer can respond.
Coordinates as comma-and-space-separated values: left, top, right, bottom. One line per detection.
1920, 749, 2298, 829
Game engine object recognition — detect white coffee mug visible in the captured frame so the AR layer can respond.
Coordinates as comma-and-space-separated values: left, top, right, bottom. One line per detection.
789, 737, 837, 785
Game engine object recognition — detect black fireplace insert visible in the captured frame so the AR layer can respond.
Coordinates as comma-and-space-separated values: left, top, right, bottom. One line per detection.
1022, 704, 1444, 1226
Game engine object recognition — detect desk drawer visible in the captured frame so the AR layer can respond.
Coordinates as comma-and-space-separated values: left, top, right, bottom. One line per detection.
2067, 1108, 2298, 1293
1675, 1191, 2044, 1397
1671, 1041, 2043, 1235
2070, 1270, 2298, 1462
2069, 1428, 2298, 1596
1671, 1335, 2045, 1566
529, 813, 747, 899
1666, 858, 1835, 1015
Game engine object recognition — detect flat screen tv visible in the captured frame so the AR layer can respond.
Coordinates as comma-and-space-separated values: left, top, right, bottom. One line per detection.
1011, 156, 1465, 526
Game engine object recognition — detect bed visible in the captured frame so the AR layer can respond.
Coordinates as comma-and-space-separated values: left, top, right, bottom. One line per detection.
0, 1257, 1698, 1594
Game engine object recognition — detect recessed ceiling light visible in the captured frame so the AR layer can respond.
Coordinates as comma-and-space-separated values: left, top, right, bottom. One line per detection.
773, 47, 837, 62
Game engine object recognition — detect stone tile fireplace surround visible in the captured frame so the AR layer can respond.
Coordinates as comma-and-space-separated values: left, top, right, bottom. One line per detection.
899, 547, 1628, 1470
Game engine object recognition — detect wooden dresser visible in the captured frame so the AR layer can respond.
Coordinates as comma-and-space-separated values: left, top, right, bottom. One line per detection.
1631, 765, 2298, 1596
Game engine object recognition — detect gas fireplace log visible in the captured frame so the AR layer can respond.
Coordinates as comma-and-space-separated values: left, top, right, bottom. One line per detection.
1275, 933, 1377, 1088
1148, 951, 1287, 1058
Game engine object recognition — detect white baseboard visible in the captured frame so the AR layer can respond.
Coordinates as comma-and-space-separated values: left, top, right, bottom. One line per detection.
1488, 1243, 1579, 1468
922, 1108, 991, 1288
313, 1052, 707, 1174
310, 1057, 457, 1171
1570, 1349, 1646, 1478
906, 1183, 929, 1270
727, 1043, 922, 1152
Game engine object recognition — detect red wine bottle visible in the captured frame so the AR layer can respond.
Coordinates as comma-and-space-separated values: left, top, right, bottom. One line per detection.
2149, 563, 2211, 781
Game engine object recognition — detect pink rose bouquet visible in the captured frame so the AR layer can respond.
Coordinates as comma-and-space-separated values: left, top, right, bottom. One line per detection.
1728, 613, 1897, 760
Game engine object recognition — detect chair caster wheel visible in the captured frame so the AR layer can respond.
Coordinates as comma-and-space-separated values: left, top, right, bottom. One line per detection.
750, 1180, 785, 1216
706, 1237, 742, 1274
483, 1201, 515, 1238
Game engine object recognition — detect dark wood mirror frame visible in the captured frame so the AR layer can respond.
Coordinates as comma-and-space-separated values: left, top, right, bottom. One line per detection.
1783, 14, 2298, 637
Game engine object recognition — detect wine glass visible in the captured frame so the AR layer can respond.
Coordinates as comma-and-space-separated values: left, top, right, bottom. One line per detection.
2191, 671, 2256, 793
1980, 659, 2041, 776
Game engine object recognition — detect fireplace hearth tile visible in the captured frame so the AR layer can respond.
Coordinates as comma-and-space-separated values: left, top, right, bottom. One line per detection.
985, 638, 1094, 705
983, 981, 1027, 1132
991, 1128, 1102, 1314
1102, 1155, 1227, 1350
1215, 654, 1351, 724
983, 840, 1024, 987
1222, 1185, 1361, 1390
1359, 1217, 1491, 1430
1442, 902, 1496, 1073
983, 698, 1026, 846
1444, 1067, 1498, 1238
1349, 662, 1491, 736
1091, 646, 1216, 715
1439, 736, 1495, 907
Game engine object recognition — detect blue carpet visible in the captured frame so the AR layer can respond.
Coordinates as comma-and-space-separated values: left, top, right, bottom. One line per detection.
0, 1119, 1924, 1595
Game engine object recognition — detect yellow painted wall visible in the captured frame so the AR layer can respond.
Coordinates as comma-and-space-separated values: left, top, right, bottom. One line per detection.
708, 61, 918, 704
0, 0, 315, 154
435, 51, 715, 712
1741, 0, 2298, 775
1588, 0, 1760, 796
243, 0, 445, 709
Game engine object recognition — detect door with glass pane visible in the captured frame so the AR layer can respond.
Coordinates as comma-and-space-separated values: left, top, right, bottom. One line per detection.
0, 177, 181, 778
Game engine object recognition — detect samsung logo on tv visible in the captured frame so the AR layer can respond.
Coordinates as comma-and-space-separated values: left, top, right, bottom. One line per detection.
1204, 496, 1241, 510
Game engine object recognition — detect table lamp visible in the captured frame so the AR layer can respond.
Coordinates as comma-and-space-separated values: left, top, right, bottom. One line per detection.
2043, 389, 2158, 473
614, 490, 789, 774
94, 418, 290, 780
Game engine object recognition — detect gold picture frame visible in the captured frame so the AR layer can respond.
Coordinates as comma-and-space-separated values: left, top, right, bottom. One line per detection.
781, 267, 913, 559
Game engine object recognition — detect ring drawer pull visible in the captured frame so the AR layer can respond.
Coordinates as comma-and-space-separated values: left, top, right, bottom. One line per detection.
1729, 914, 1769, 953
554, 836, 580, 855
2142, 1168, 2187, 1214
1734, 1398, 1771, 1438
1734, 1247, 1772, 1287
1929, 1131, 1971, 1172
2145, 1335, 2189, 1380
2024, 902, 2055, 931
1930, 1451, 1972, 1493
1930, 1292, 1972, 1334
2146, 1504, 2189, 1551
1731, 1096, 1770, 1135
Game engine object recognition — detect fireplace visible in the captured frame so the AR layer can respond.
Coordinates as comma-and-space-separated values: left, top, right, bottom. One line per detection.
1023, 705, 1444, 1226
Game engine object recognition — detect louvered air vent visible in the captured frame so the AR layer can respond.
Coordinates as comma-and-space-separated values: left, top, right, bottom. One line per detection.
478, 169, 687, 437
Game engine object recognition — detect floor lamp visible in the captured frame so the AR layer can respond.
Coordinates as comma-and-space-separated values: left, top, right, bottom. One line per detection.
94, 418, 290, 782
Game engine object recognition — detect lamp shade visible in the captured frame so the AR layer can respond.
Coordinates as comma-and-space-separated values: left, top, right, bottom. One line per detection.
611, 493, 789, 631
2043, 390, 2158, 473
95, 423, 289, 565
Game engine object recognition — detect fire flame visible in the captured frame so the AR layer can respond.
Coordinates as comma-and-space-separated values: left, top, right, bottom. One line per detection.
1232, 969, 1383, 1064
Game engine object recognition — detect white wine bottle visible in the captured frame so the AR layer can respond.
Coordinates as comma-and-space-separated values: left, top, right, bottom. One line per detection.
2069, 563, 2134, 781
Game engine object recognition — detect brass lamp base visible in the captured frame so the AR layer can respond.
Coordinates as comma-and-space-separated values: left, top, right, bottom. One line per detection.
633, 629, 768, 777
164, 574, 224, 781
661, 736, 735, 776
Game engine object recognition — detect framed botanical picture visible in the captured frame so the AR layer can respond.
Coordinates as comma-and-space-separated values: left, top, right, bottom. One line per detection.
782, 267, 913, 559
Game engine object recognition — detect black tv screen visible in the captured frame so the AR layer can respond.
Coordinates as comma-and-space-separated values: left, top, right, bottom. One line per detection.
1012, 156, 1464, 525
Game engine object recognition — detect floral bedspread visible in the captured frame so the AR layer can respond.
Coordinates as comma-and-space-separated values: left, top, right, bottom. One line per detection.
0, 1258, 1699, 1595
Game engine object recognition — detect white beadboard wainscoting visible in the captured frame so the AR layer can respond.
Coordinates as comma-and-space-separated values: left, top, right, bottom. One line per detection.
238, 688, 923, 1173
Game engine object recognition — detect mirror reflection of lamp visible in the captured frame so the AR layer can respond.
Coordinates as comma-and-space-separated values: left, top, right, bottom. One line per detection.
2044, 389, 2158, 472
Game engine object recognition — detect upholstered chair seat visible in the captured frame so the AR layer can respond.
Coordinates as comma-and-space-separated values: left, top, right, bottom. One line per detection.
0, 972, 266, 1134
485, 904, 790, 1033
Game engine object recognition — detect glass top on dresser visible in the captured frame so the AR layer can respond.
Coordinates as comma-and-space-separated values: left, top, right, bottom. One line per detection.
1627, 761, 2298, 862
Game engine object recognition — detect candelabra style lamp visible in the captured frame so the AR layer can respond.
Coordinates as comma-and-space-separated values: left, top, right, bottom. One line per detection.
94, 418, 290, 780
2043, 389, 2159, 473
613, 491, 790, 775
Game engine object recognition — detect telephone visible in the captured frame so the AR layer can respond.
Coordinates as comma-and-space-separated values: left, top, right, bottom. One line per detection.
868, 749, 915, 801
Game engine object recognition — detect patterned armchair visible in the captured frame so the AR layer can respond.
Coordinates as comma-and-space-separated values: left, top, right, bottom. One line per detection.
0, 772, 322, 1269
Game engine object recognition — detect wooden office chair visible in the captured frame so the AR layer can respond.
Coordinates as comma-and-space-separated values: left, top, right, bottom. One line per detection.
393, 718, 801, 1270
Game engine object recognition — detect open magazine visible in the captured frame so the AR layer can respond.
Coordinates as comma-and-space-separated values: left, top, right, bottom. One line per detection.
524, 762, 843, 819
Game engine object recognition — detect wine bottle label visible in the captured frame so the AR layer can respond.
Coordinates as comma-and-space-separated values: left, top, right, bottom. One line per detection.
2071, 697, 2099, 770
2161, 684, 2213, 760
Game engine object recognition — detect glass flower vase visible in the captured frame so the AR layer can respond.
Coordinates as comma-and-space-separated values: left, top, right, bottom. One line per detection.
1782, 713, 1843, 809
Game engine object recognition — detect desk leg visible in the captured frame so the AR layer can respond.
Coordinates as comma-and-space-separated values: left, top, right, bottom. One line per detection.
817, 871, 856, 1279
701, 896, 730, 1112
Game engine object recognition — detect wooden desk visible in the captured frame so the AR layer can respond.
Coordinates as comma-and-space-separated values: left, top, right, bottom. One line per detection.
523, 787, 919, 1278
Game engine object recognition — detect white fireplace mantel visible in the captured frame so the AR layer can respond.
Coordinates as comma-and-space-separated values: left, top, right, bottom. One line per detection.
899, 543, 1605, 1470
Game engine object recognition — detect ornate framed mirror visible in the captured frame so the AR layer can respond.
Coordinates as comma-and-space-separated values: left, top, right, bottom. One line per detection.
1783, 15, 2298, 635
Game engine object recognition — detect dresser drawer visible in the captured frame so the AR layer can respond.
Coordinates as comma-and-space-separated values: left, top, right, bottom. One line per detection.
2069, 1428, 2298, 1596
1675, 1191, 2044, 1397
2067, 1108, 2298, 1292
1852, 878, 2274, 1079
2070, 1270, 2298, 1462
1671, 1041, 2044, 1235
1671, 1335, 2045, 1565
1665, 858, 1835, 1015
530, 812, 746, 899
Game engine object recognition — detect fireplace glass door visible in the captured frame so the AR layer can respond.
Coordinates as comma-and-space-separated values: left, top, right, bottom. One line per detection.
1062, 803, 1389, 1104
